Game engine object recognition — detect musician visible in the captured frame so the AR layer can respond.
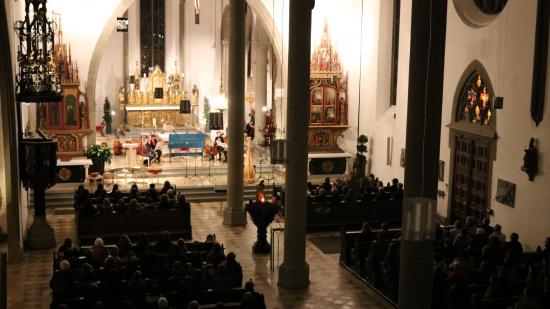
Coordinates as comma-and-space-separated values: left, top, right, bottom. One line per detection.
149, 135, 162, 163
245, 110, 255, 140
212, 131, 227, 162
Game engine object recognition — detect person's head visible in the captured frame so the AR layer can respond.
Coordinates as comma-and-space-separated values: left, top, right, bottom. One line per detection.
119, 234, 130, 246
361, 223, 371, 234
160, 194, 169, 204
161, 230, 171, 240
227, 252, 236, 262
59, 259, 70, 271
157, 297, 169, 309
465, 216, 475, 226
495, 224, 502, 232
510, 232, 519, 242
131, 183, 138, 190
259, 180, 265, 187
150, 183, 155, 189
78, 184, 85, 191
178, 194, 186, 202
244, 279, 255, 292
102, 198, 111, 207
392, 178, 399, 185
112, 184, 119, 191
324, 177, 330, 184
545, 237, 550, 249
475, 227, 485, 235
63, 238, 72, 248
188, 300, 200, 309
381, 222, 389, 232
483, 217, 491, 225
129, 199, 139, 208
94, 237, 104, 247
92, 301, 105, 309
167, 189, 174, 198
163, 180, 171, 188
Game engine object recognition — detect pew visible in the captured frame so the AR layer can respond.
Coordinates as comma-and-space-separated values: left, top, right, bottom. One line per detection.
77, 208, 191, 245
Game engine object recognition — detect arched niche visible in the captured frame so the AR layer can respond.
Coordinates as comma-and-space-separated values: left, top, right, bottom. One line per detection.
446, 60, 499, 223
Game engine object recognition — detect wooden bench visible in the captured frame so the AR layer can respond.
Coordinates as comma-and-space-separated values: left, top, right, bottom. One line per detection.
77, 208, 191, 245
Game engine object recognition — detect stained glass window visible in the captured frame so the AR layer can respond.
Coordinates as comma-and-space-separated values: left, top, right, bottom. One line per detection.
457, 73, 493, 125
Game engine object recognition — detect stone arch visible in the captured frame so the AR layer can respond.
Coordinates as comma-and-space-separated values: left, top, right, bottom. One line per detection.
86, 0, 286, 143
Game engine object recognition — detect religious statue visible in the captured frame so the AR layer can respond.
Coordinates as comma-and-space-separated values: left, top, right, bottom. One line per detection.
192, 84, 199, 107
243, 136, 256, 184
521, 137, 538, 181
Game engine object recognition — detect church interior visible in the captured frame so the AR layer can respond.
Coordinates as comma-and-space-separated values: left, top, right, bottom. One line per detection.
0, 0, 549, 308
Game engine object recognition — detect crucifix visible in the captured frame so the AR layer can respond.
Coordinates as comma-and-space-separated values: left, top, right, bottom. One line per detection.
194, 0, 200, 24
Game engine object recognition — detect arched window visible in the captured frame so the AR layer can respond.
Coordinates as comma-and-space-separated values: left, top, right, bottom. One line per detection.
456, 72, 493, 125
140, 0, 165, 75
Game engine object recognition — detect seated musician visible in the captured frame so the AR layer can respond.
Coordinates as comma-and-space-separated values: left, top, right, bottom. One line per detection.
212, 131, 228, 162
149, 135, 162, 163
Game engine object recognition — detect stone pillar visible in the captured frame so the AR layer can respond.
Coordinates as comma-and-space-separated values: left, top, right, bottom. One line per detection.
223, 0, 246, 226
253, 38, 268, 145
0, 0, 23, 263
278, 0, 314, 289
398, 0, 447, 308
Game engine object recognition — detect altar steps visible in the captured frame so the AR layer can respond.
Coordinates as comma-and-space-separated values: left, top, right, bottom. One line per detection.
28, 183, 278, 210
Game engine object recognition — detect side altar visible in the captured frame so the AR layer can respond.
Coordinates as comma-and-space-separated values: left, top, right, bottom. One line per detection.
307, 22, 351, 175
37, 18, 92, 159
121, 64, 190, 128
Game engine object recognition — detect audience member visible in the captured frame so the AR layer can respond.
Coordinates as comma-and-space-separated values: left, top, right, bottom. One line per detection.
490, 224, 507, 244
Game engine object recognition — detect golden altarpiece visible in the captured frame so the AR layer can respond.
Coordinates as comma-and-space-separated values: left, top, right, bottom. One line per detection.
37, 23, 91, 158
308, 22, 349, 152
121, 63, 189, 128
307, 22, 351, 175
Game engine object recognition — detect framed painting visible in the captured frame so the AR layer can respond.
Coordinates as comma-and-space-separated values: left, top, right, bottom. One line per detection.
496, 179, 515, 207
311, 87, 323, 105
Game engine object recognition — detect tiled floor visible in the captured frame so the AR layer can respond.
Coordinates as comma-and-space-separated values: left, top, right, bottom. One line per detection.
6, 202, 388, 309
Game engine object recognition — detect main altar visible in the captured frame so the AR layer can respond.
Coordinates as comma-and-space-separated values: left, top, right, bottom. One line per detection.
122, 64, 192, 128
307, 22, 351, 176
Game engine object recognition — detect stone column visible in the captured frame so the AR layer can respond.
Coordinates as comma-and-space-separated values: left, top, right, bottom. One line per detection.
0, 0, 23, 263
398, 0, 447, 308
253, 37, 268, 146
278, 0, 314, 289
223, 0, 246, 226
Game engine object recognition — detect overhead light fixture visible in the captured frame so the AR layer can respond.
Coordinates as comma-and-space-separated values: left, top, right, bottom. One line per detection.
14, 0, 62, 102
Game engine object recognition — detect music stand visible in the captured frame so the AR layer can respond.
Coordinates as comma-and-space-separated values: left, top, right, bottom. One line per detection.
214, 186, 227, 216
204, 151, 216, 184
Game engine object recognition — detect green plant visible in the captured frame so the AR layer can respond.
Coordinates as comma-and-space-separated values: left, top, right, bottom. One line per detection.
86, 144, 112, 163
103, 97, 112, 123
203, 96, 210, 128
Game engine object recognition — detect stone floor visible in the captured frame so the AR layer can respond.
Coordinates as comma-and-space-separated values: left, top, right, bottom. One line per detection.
5, 202, 389, 309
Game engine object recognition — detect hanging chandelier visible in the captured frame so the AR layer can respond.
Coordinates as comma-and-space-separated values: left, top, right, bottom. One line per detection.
14, 0, 62, 102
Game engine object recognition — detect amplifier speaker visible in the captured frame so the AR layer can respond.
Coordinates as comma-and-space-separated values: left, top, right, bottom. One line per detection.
209, 112, 224, 130
180, 100, 191, 113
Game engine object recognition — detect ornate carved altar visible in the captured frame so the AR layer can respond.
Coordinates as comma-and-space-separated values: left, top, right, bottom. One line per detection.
308, 21, 349, 152
37, 18, 92, 158
123, 64, 189, 127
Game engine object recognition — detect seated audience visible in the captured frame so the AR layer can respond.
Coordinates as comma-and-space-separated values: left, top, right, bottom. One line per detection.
160, 180, 174, 195
490, 224, 507, 244
146, 183, 159, 202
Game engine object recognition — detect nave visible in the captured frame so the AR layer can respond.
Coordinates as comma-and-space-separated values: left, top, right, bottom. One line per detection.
3, 202, 386, 309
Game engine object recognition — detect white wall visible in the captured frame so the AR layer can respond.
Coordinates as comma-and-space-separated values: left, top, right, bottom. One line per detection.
439, 0, 550, 250
95, 31, 124, 127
